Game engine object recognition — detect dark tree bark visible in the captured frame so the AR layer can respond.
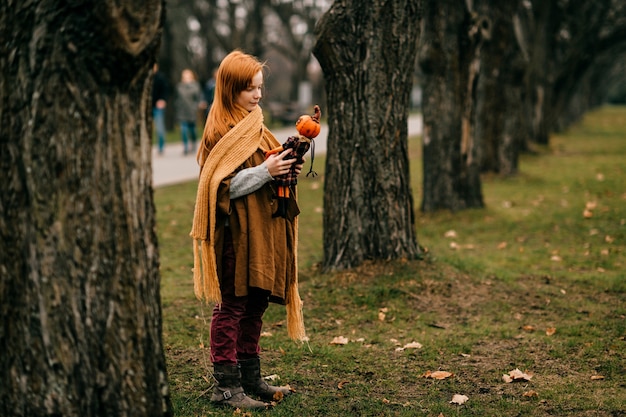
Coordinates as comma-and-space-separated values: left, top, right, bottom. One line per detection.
313, 0, 422, 270
475, 0, 528, 176
0, 1, 172, 416
418, 0, 485, 212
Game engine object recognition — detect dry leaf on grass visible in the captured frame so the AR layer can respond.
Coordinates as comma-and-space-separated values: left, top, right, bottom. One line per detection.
378, 307, 388, 321
423, 370, 454, 380
450, 394, 469, 405
330, 336, 349, 345
337, 380, 349, 389
586, 201, 598, 210
396, 341, 423, 351
590, 375, 605, 380
523, 390, 538, 398
546, 327, 556, 336
503, 368, 533, 383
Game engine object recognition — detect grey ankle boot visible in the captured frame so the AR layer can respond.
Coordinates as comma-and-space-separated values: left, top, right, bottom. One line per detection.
239, 357, 293, 401
211, 363, 267, 409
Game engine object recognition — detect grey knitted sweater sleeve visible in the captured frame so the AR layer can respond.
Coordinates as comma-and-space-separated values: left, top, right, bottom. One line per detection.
229, 162, 273, 199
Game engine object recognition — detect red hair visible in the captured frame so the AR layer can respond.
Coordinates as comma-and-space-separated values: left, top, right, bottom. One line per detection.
197, 50, 266, 168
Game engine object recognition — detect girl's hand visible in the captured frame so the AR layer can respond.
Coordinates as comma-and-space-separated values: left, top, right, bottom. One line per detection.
265, 148, 295, 177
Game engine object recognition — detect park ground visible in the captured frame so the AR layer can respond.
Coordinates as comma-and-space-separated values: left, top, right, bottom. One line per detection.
155, 106, 625, 416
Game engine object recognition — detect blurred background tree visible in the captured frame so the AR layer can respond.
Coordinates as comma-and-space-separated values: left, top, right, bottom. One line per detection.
158, 0, 331, 128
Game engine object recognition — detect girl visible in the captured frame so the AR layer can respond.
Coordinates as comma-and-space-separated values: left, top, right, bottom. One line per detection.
190, 50, 306, 409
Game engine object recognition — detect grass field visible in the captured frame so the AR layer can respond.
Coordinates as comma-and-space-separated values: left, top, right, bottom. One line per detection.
155, 106, 625, 416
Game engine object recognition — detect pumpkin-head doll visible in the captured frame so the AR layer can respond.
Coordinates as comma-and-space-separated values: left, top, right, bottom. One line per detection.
265, 105, 321, 218
295, 105, 321, 138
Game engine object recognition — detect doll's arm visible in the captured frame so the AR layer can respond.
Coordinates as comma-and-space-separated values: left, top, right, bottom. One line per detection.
264, 146, 284, 158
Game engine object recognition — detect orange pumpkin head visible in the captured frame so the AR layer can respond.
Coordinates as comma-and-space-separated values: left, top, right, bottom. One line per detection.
295, 105, 321, 138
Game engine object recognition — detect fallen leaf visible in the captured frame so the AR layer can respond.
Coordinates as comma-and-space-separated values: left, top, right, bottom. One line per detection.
497, 241, 508, 250
583, 209, 593, 218
523, 390, 538, 398
550, 255, 562, 262
503, 368, 533, 383
337, 380, 349, 389
450, 394, 469, 405
546, 327, 556, 336
382, 398, 390, 404
522, 325, 535, 332
378, 311, 386, 321
264, 374, 280, 381
330, 336, 349, 345
444, 230, 457, 238
605, 235, 615, 243
423, 370, 454, 380
402, 341, 423, 350
585, 201, 597, 210
590, 375, 605, 380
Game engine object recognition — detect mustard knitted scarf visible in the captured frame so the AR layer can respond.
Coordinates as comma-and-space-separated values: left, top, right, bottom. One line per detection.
189, 106, 306, 341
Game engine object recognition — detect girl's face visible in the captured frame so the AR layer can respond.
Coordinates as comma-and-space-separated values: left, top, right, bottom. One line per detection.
236, 70, 263, 112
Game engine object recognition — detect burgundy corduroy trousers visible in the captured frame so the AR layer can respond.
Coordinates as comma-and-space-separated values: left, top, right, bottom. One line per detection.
210, 227, 270, 365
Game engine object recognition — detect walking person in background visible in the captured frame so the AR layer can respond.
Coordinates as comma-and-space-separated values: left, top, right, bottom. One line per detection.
175, 68, 203, 155
190, 50, 306, 410
152, 63, 169, 155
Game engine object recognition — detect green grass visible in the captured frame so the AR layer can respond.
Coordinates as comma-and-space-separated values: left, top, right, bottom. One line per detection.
156, 105, 626, 416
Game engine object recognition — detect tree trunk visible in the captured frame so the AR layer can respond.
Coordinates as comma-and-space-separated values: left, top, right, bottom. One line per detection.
313, 0, 422, 270
475, 0, 527, 176
418, 0, 485, 212
0, 2, 172, 416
